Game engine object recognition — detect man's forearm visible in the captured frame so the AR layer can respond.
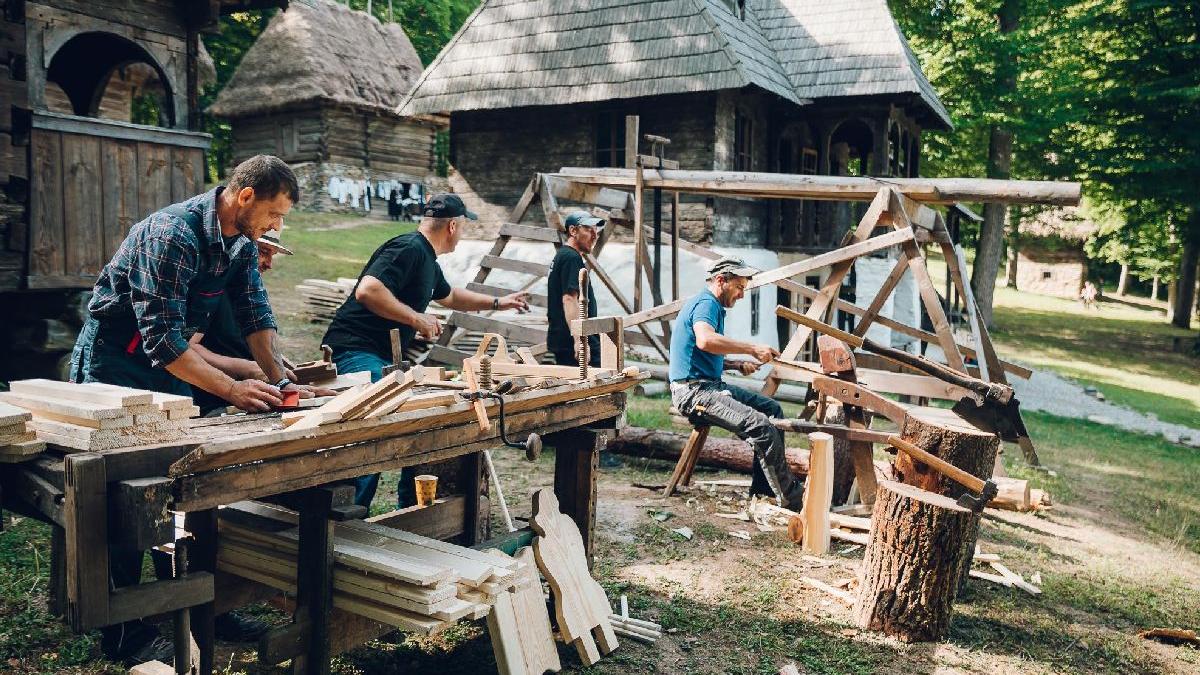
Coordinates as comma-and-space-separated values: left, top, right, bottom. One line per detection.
189, 341, 262, 380
164, 348, 237, 397
245, 329, 287, 383
360, 288, 421, 326
438, 287, 494, 311
562, 293, 578, 326
698, 333, 760, 357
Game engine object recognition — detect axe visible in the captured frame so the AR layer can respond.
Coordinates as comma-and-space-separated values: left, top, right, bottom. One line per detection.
888, 435, 997, 512
776, 306, 1032, 445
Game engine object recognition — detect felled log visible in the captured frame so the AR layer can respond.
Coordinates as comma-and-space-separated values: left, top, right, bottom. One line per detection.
610, 426, 809, 477
854, 481, 976, 641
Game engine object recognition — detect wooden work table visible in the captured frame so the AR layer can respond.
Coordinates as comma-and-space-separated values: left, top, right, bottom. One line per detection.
0, 374, 641, 675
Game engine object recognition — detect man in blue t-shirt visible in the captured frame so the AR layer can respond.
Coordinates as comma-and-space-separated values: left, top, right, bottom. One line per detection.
669, 257, 804, 509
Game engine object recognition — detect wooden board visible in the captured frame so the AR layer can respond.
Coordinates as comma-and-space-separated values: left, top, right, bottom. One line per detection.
530, 489, 617, 665
487, 547, 562, 675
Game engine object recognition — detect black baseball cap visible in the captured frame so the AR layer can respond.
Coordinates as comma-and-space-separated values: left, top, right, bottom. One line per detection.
564, 210, 605, 230
424, 193, 477, 220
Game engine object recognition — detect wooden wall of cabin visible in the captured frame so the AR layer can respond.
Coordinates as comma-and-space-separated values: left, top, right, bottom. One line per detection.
229, 110, 325, 166
449, 92, 717, 241
1, 0, 30, 290
26, 125, 204, 288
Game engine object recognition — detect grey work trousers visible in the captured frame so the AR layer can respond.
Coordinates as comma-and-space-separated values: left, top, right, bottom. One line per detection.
671, 379, 804, 509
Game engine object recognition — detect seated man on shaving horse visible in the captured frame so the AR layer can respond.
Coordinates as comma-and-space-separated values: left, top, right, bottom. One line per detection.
669, 257, 804, 509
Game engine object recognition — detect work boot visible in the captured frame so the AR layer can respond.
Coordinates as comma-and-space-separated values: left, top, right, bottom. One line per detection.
214, 610, 271, 642
121, 635, 174, 668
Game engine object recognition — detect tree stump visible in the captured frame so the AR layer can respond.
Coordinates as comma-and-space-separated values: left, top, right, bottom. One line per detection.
854, 480, 976, 641
895, 406, 999, 582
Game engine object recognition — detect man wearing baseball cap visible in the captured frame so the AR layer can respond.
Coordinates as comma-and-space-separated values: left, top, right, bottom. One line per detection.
323, 193, 530, 508
669, 256, 804, 510
547, 211, 605, 367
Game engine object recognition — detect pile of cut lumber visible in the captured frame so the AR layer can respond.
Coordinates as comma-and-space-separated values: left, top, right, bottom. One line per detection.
217, 502, 519, 633
0, 402, 45, 463
283, 366, 464, 429
295, 277, 356, 322
0, 380, 197, 451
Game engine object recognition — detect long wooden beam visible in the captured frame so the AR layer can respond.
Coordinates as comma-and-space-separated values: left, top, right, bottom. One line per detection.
623, 227, 914, 327
553, 168, 1081, 206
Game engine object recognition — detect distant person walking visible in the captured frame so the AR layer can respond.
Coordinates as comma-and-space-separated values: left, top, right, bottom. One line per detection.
1080, 280, 1099, 309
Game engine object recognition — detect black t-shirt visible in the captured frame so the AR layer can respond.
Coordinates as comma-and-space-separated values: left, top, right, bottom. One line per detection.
546, 246, 600, 355
199, 294, 253, 361
323, 232, 451, 360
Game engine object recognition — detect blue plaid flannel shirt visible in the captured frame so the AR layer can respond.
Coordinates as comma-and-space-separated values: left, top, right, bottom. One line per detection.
87, 187, 276, 368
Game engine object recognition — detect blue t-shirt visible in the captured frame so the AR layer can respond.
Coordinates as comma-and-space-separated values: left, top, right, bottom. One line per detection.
669, 289, 725, 381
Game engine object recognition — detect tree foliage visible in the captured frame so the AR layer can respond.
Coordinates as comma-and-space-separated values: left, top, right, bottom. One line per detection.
200, 1, 479, 180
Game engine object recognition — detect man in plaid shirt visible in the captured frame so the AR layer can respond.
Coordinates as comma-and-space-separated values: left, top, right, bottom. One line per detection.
70, 155, 329, 412
69, 155, 337, 663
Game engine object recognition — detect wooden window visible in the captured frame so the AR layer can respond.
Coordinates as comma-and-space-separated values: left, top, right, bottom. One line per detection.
734, 112, 753, 171
594, 111, 626, 168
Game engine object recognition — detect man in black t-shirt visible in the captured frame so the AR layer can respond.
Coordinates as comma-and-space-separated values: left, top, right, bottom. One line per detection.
323, 193, 529, 508
547, 211, 604, 367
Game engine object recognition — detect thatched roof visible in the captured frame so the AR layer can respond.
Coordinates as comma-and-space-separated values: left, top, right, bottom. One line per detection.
209, 0, 423, 119
397, 0, 950, 129
1020, 207, 1099, 241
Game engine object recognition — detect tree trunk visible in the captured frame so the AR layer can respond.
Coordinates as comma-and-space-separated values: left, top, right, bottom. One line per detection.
608, 426, 810, 477
1004, 209, 1020, 288
1167, 280, 1178, 322
1117, 263, 1130, 296
970, 0, 1020, 329
1151, 275, 1159, 301
854, 480, 975, 641
893, 406, 999, 587
1171, 209, 1199, 329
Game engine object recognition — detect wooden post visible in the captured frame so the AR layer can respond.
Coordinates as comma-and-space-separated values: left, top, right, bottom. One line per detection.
293, 493, 336, 675
184, 509, 217, 675
801, 432, 834, 554
548, 426, 604, 565
854, 481, 975, 641
671, 191, 680, 301
63, 453, 109, 630
462, 451, 485, 545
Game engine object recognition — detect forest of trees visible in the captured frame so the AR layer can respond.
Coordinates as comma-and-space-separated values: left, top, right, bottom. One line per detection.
201, 0, 1199, 333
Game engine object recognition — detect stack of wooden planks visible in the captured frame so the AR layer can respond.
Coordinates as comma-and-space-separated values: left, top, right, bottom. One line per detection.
0, 380, 197, 451
283, 366, 468, 429
295, 277, 357, 322
0, 401, 45, 463
216, 502, 520, 633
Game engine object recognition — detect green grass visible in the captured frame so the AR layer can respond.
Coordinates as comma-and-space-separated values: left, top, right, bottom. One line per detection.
268, 211, 417, 356
924, 253, 1199, 428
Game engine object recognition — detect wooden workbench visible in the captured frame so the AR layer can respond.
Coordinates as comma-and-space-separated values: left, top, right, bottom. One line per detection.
0, 374, 641, 674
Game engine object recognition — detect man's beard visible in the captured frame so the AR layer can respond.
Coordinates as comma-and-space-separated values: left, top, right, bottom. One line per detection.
236, 214, 256, 239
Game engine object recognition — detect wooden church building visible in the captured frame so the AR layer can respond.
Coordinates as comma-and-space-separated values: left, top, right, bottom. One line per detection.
209, 0, 441, 215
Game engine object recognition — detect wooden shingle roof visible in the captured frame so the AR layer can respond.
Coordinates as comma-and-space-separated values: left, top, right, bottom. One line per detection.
755, 0, 951, 128
397, 0, 807, 116
398, 0, 949, 129
209, 0, 424, 119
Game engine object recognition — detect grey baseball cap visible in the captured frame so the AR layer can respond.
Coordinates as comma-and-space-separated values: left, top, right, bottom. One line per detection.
706, 256, 759, 279
564, 210, 605, 230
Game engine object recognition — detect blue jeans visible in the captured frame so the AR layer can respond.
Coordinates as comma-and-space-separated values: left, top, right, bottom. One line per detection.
332, 350, 417, 509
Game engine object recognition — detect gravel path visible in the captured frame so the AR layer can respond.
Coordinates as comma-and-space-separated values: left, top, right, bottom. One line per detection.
1011, 367, 1200, 447
923, 345, 1199, 447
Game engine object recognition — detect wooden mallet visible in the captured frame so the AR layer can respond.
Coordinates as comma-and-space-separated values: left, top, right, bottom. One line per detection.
887, 435, 997, 512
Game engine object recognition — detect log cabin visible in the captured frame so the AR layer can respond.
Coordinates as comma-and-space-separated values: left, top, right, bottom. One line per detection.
208, 0, 442, 216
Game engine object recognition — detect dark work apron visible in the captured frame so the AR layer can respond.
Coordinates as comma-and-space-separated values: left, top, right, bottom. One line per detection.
70, 204, 240, 397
